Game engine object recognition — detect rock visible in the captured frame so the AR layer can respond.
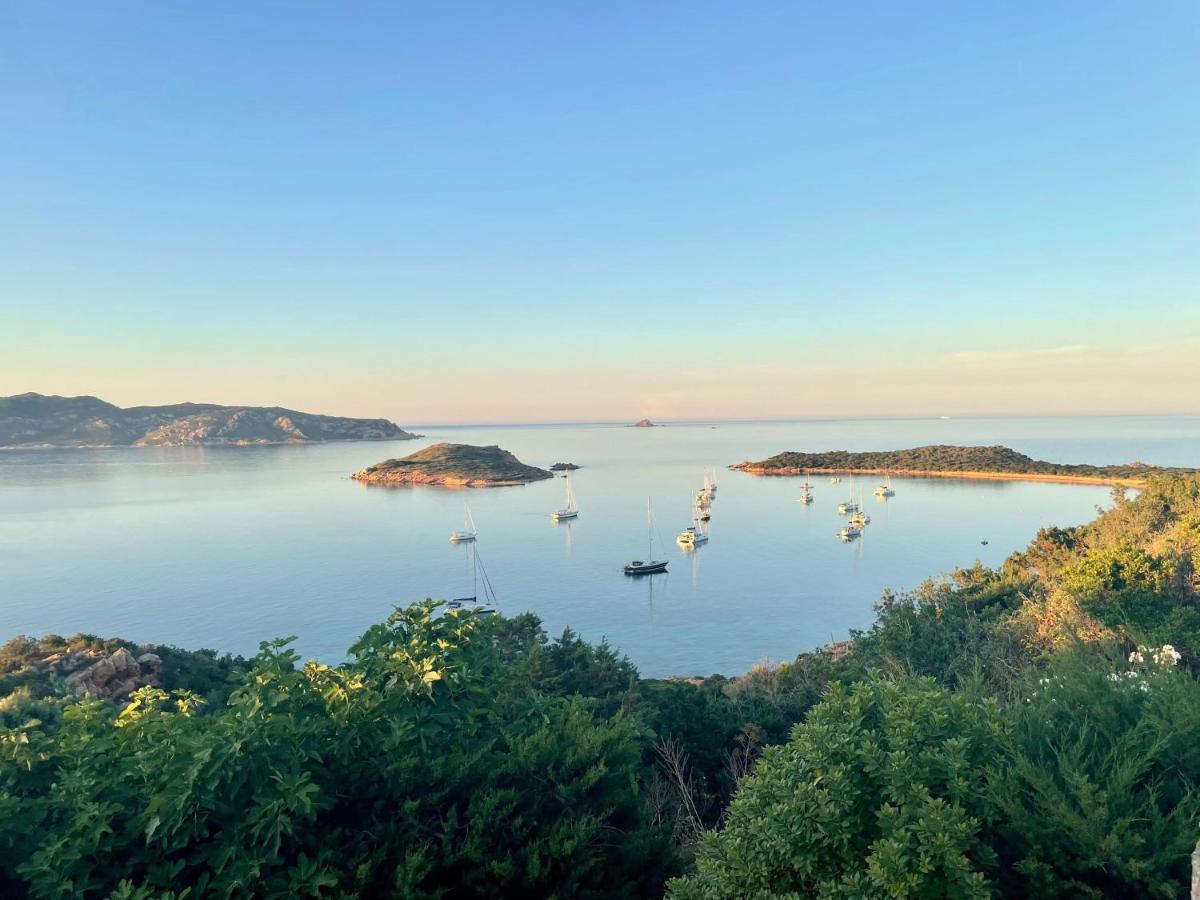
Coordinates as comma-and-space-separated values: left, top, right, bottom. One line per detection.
66, 647, 148, 699
631, 418, 657, 427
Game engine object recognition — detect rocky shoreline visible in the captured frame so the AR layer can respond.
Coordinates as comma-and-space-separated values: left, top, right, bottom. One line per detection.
0, 392, 421, 448
352, 442, 553, 488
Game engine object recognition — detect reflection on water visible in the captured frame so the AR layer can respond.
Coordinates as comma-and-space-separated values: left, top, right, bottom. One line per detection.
1, 416, 1194, 676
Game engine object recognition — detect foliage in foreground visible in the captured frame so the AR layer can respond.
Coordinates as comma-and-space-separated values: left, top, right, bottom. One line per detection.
0, 605, 676, 898
670, 651, 1200, 899
2, 474, 1199, 897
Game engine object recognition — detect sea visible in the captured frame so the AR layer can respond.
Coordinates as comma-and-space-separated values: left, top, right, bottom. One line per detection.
2, 415, 1196, 677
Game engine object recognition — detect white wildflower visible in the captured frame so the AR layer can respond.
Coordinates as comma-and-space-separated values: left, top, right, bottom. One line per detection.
1153, 644, 1181, 666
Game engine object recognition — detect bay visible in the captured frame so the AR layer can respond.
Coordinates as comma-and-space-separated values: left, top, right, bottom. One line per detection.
2, 415, 1195, 676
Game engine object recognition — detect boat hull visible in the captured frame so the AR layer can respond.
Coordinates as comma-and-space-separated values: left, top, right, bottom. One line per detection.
624, 560, 668, 575
551, 510, 578, 521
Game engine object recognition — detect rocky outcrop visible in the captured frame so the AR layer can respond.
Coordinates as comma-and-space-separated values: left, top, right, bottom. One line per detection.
549, 462, 581, 471
41, 645, 164, 700
0, 393, 422, 448
630, 419, 657, 427
352, 443, 553, 487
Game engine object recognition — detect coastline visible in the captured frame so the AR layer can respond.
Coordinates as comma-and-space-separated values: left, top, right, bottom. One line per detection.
351, 472, 546, 488
0, 436, 422, 451
730, 464, 1145, 488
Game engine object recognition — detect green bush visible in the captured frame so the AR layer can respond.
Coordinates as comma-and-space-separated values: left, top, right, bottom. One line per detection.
991, 648, 1200, 898
0, 603, 677, 899
669, 676, 1005, 899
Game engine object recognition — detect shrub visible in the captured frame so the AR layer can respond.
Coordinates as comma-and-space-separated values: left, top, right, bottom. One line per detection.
669, 676, 1005, 899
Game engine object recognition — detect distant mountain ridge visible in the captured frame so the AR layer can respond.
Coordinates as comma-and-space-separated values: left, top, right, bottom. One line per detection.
0, 393, 420, 448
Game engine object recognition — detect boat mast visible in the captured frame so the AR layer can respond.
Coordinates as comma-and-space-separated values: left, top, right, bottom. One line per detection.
647, 497, 653, 559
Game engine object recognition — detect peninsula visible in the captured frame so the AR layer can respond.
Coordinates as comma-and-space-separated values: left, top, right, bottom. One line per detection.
0, 393, 420, 448
730, 444, 1191, 487
352, 443, 553, 487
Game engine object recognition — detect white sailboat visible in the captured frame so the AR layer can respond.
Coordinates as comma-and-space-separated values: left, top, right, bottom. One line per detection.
874, 475, 895, 497
838, 523, 862, 541
838, 476, 859, 515
850, 491, 870, 526
677, 501, 709, 547
551, 474, 579, 521
625, 498, 668, 575
449, 504, 478, 543
797, 474, 813, 504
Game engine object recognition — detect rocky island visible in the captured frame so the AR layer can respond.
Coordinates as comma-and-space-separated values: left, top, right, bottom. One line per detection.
630, 418, 657, 427
731, 444, 1192, 486
549, 462, 581, 471
352, 442, 554, 487
0, 393, 420, 448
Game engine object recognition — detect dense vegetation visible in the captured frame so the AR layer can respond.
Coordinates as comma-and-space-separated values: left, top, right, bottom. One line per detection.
735, 444, 1194, 482
2, 475, 1198, 897
352, 442, 553, 485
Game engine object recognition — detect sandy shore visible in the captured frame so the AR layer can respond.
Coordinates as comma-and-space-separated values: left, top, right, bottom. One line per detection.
730, 464, 1145, 488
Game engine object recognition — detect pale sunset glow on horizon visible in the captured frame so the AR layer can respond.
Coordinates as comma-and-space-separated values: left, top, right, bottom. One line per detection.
3, 2, 1197, 424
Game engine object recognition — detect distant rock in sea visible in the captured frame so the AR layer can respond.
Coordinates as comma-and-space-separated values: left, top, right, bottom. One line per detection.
0, 392, 421, 448
630, 418, 657, 427
352, 443, 554, 487
549, 462, 581, 471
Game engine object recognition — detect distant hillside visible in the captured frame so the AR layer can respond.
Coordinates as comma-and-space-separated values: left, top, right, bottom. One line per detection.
352, 443, 553, 487
0, 393, 420, 448
731, 444, 1192, 485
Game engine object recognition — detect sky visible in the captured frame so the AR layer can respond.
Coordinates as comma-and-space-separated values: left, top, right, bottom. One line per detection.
2, 2, 1198, 424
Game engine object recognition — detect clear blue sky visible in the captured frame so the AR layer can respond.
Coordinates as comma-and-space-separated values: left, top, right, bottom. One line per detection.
2, 1, 1197, 423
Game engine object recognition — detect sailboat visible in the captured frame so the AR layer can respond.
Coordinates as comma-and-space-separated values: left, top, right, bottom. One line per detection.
677, 501, 709, 547
447, 540, 498, 614
850, 491, 870, 526
551, 473, 579, 521
796, 474, 813, 504
838, 523, 862, 541
874, 475, 895, 497
449, 504, 478, 543
838, 476, 859, 515
625, 498, 668, 575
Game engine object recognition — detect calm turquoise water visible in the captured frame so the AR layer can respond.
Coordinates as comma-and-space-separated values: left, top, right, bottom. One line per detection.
2, 416, 1196, 676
